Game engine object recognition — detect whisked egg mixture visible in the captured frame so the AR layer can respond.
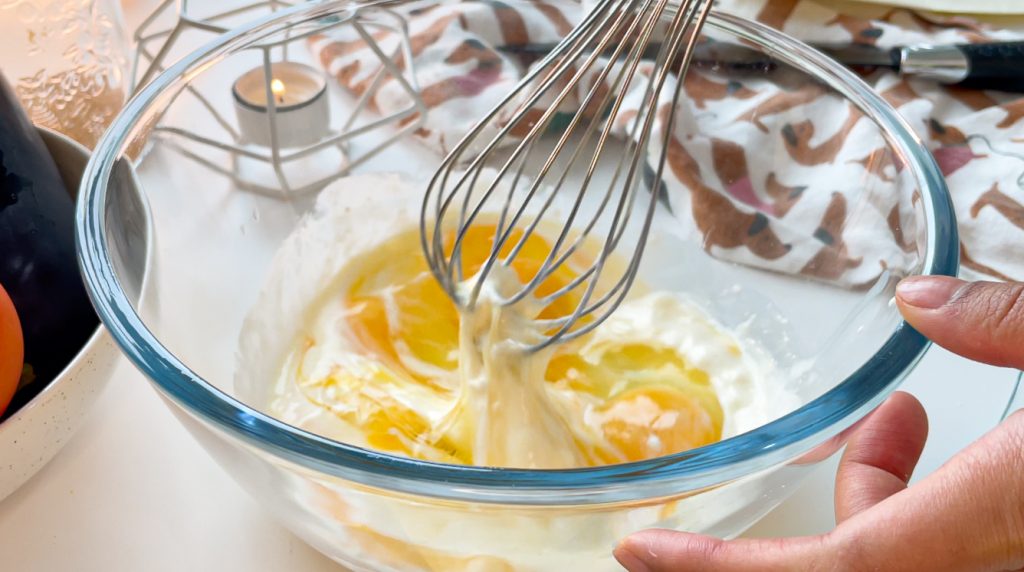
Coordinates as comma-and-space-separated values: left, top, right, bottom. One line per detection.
240, 173, 798, 469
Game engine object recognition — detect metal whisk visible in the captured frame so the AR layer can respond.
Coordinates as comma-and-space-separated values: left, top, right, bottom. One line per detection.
421, 0, 713, 351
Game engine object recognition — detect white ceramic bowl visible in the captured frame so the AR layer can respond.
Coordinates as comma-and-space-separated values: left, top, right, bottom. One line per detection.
0, 128, 149, 502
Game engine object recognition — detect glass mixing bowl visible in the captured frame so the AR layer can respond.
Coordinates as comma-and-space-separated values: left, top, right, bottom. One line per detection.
78, 1, 957, 570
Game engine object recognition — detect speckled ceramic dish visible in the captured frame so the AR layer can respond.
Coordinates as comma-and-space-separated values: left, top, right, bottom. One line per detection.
0, 128, 150, 502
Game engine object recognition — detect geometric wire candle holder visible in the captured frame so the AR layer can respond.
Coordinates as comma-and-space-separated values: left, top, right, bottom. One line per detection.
131, 1, 426, 197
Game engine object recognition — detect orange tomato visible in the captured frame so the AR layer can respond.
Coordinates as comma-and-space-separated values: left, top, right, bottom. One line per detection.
0, 283, 24, 416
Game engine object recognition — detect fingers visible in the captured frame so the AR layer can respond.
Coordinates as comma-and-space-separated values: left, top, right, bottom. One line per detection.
616, 412, 1024, 572
829, 410, 1024, 571
614, 529, 833, 572
835, 391, 928, 523
896, 277, 1024, 369
613, 393, 927, 572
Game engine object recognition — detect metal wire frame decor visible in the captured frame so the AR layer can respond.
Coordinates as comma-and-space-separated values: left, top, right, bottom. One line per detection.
130, 0, 427, 196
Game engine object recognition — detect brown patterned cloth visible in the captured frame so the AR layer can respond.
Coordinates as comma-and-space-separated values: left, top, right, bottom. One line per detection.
310, 0, 1024, 286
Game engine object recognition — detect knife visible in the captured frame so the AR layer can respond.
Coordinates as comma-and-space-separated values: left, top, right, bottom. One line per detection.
816, 41, 1024, 92
498, 40, 1024, 93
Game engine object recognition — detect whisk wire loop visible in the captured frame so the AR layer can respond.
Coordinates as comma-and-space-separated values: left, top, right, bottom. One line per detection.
465, 0, 670, 306
423, 0, 625, 290
534, 0, 712, 349
420, 0, 714, 351
442, 0, 639, 295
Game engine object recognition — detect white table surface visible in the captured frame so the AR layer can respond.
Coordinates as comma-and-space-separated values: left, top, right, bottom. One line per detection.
1, 2, 1020, 569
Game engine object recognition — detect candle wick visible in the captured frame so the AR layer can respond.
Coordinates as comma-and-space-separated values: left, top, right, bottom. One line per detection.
270, 78, 286, 106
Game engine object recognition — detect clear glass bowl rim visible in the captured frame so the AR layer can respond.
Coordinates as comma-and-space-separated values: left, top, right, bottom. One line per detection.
77, 0, 959, 505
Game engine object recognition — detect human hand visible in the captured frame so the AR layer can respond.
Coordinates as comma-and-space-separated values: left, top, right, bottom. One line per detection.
614, 277, 1024, 572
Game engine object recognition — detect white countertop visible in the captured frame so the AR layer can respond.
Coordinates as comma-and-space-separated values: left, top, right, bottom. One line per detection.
0, 345, 1016, 571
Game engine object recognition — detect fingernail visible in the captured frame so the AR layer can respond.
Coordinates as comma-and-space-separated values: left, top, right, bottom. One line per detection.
613, 541, 653, 572
896, 275, 967, 309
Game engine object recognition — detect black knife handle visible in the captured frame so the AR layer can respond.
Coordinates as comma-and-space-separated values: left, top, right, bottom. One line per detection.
955, 41, 1024, 93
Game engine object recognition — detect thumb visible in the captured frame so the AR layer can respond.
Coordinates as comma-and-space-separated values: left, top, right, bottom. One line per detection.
895, 277, 1024, 369
613, 529, 833, 572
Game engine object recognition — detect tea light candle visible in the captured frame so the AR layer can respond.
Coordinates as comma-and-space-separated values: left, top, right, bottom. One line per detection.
232, 62, 330, 148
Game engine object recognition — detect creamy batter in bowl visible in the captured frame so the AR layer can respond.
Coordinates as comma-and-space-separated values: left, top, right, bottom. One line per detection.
77, 2, 957, 570
244, 172, 802, 471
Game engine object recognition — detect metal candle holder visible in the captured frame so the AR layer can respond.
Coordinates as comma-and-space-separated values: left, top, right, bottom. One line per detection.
131, 1, 426, 197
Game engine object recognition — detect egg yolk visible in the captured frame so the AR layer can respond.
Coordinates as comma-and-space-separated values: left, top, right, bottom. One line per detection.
305, 224, 723, 466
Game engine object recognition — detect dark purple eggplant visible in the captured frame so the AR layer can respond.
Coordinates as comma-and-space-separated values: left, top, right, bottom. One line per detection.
0, 71, 98, 419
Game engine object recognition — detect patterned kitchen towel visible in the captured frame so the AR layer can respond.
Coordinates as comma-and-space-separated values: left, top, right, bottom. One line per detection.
309, 0, 1024, 286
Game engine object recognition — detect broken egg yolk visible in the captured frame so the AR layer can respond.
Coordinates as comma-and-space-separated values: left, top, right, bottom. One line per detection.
295, 224, 724, 467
